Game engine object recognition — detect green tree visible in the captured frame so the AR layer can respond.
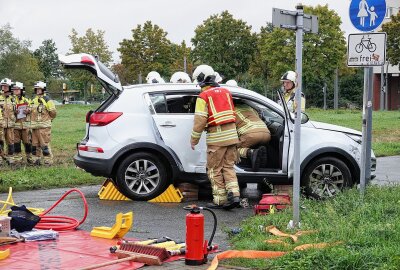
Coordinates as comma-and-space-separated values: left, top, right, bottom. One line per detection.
381, 11, 400, 67
34, 39, 61, 79
170, 41, 193, 77
0, 24, 43, 95
257, 5, 346, 107
67, 28, 112, 101
118, 21, 173, 84
191, 11, 257, 80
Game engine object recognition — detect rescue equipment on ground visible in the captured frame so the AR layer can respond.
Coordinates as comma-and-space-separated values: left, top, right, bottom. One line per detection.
98, 179, 130, 201
8, 205, 41, 232
90, 212, 133, 239
0, 248, 10, 260
35, 188, 88, 231
254, 193, 291, 215
149, 184, 183, 203
184, 205, 218, 265
0, 216, 11, 237
0, 187, 44, 216
81, 241, 170, 269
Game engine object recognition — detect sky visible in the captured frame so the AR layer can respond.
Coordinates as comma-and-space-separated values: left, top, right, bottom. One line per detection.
0, 0, 365, 63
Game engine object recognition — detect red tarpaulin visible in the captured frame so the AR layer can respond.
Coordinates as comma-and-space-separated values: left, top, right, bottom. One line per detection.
0, 230, 183, 270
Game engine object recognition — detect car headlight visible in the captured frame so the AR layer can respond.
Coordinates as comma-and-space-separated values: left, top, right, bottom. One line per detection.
346, 134, 362, 144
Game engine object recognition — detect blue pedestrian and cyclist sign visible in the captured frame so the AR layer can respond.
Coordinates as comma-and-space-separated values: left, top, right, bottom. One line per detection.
349, 0, 386, 32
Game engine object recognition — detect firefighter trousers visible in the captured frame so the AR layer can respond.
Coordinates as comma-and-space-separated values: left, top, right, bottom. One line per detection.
14, 128, 31, 163
0, 127, 4, 163
4, 127, 15, 163
237, 131, 270, 158
206, 144, 240, 205
31, 127, 53, 165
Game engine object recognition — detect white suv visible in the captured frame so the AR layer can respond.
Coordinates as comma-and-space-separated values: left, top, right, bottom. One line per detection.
60, 53, 376, 200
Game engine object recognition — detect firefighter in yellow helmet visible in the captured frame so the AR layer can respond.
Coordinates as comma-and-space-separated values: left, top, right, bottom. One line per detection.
1, 78, 17, 165
280, 71, 305, 112
12, 82, 32, 164
190, 64, 240, 210
28, 81, 57, 165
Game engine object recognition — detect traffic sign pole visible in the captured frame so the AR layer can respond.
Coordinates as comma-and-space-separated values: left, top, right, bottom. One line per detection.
292, 3, 304, 229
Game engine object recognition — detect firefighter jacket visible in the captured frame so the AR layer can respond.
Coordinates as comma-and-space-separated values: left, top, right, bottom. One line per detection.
14, 96, 31, 129
191, 86, 238, 147
2, 95, 16, 128
235, 104, 269, 136
0, 96, 4, 128
283, 88, 305, 113
29, 95, 57, 129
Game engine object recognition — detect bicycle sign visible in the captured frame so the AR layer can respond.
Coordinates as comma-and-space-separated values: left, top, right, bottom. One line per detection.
347, 33, 386, 66
355, 36, 376, 53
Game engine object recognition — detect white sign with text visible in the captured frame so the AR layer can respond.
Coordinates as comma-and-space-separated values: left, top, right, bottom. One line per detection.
347, 33, 386, 67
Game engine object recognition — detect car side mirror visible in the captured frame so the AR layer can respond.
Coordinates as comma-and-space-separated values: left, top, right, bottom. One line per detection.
301, 112, 309, 124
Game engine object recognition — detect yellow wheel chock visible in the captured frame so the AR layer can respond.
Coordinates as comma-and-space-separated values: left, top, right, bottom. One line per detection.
0, 249, 10, 260
90, 212, 133, 239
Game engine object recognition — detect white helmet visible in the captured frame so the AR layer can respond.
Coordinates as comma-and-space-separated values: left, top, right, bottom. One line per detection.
170, 72, 191, 83
192, 64, 215, 87
12, 82, 24, 89
226, 79, 238, 87
34, 81, 47, 89
0, 78, 12, 86
146, 71, 165, 83
280, 71, 297, 84
214, 72, 223, 83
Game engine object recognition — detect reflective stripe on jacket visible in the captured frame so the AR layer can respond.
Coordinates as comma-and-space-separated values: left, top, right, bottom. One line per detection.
191, 86, 238, 146
235, 104, 269, 135
29, 95, 57, 129
198, 87, 235, 127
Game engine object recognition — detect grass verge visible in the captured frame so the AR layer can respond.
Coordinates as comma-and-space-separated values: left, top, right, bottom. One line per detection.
227, 186, 400, 269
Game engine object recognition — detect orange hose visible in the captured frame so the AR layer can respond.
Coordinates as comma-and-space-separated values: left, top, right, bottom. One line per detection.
207, 250, 287, 270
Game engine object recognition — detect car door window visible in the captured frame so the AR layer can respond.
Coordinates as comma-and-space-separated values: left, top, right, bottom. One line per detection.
149, 93, 197, 114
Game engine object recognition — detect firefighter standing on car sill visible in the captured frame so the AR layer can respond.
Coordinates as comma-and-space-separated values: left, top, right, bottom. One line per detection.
190, 64, 240, 210
280, 71, 305, 113
12, 82, 32, 164
1, 78, 17, 165
27, 81, 57, 165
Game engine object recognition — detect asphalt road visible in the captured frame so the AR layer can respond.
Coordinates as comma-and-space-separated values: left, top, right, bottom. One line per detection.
4, 156, 400, 252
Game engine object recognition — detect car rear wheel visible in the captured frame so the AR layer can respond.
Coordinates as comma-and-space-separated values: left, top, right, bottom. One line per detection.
302, 157, 352, 199
115, 152, 168, 200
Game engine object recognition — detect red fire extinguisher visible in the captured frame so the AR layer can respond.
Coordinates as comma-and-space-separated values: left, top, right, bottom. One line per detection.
184, 205, 218, 265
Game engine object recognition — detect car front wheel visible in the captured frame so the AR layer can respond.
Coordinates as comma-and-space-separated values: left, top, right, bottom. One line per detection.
302, 157, 353, 199
115, 152, 168, 200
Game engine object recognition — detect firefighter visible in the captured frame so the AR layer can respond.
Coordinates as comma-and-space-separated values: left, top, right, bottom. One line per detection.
1, 78, 16, 164
235, 100, 270, 171
280, 71, 305, 112
28, 81, 57, 165
0, 79, 10, 164
146, 71, 165, 83
170, 72, 191, 83
12, 82, 32, 164
190, 64, 240, 210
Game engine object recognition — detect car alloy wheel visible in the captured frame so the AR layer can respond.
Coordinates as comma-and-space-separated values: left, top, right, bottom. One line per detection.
303, 157, 352, 199
125, 159, 160, 195
309, 163, 345, 198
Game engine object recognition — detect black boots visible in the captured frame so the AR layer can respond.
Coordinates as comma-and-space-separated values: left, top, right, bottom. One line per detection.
222, 191, 240, 210
247, 146, 267, 172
